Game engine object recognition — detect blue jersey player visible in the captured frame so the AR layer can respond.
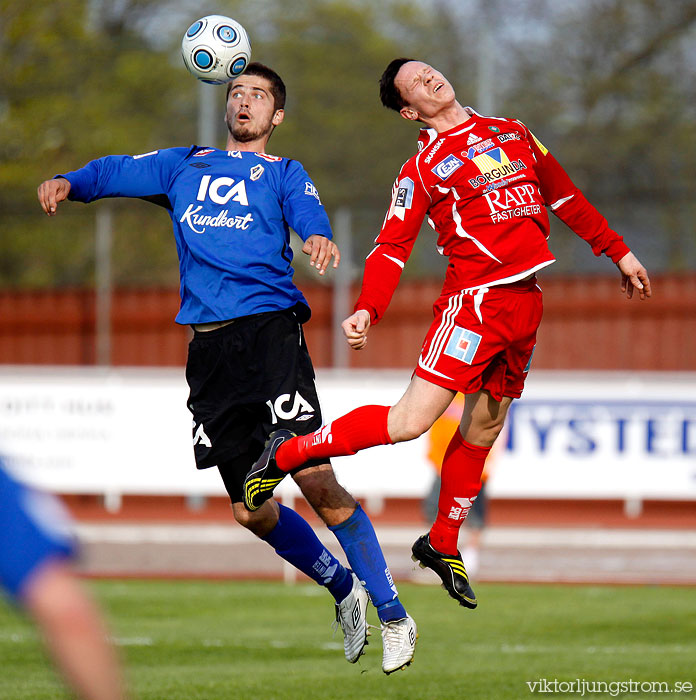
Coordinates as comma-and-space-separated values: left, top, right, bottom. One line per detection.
38, 63, 416, 673
0, 460, 128, 699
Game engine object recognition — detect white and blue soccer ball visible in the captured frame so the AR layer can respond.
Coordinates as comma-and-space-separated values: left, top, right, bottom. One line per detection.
181, 15, 251, 85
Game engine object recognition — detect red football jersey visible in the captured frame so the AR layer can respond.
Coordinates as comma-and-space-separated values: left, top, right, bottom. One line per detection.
355, 107, 630, 322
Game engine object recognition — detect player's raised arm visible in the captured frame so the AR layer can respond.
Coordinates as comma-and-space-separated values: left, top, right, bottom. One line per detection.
302, 234, 340, 276
37, 177, 71, 216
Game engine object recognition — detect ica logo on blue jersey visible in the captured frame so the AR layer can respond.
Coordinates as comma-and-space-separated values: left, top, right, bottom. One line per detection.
180, 175, 254, 234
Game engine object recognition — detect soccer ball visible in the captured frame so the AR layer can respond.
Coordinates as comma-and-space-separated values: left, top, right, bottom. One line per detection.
181, 15, 251, 85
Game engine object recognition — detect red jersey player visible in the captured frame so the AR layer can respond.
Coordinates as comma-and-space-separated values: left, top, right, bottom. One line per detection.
244, 58, 651, 609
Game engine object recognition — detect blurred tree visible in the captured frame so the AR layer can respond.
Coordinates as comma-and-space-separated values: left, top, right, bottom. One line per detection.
494, 0, 696, 273
0, 0, 194, 287
0, 0, 694, 288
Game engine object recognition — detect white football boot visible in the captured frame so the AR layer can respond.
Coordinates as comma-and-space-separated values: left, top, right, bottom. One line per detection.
381, 615, 417, 674
334, 572, 369, 663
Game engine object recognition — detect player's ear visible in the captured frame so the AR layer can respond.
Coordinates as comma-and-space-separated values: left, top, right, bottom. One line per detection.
400, 106, 419, 122
272, 109, 284, 126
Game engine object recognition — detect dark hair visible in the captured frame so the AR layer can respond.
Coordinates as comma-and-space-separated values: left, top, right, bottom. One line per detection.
226, 62, 286, 111
379, 57, 417, 111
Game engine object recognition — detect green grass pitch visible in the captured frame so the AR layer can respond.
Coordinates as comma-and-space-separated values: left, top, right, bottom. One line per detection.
1, 581, 694, 699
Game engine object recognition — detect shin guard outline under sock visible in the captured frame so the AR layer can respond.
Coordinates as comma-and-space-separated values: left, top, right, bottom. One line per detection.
262, 504, 352, 602
329, 503, 407, 622
428, 431, 491, 555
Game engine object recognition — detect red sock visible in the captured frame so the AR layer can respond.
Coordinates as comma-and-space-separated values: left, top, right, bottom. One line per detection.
428, 431, 491, 555
276, 405, 393, 472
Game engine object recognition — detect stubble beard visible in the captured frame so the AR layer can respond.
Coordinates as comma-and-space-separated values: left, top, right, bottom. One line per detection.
226, 114, 272, 143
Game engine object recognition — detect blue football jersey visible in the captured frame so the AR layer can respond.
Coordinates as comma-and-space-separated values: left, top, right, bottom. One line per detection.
0, 462, 76, 600
59, 146, 333, 324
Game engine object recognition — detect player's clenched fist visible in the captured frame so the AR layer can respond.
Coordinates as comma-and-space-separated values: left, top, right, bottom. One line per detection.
342, 309, 371, 350
37, 177, 71, 216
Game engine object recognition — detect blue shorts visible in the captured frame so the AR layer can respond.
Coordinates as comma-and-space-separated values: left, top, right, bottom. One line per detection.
0, 463, 76, 601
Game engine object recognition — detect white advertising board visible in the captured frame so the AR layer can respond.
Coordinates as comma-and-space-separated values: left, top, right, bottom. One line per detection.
0, 368, 693, 501
489, 372, 696, 500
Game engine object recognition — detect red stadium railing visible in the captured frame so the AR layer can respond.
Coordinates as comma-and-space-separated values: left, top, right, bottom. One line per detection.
0, 274, 694, 370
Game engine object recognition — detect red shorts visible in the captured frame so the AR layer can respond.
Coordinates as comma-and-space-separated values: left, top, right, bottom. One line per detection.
414, 277, 543, 402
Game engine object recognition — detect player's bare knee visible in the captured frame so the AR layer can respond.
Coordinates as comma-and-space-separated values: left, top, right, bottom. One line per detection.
387, 409, 431, 442
465, 419, 505, 447
390, 419, 429, 442
295, 468, 356, 512
233, 509, 264, 530
231, 500, 278, 536
482, 424, 504, 446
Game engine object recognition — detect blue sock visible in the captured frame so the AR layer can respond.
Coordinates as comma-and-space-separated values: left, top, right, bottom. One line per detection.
262, 504, 352, 603
329, 504, 407, 622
